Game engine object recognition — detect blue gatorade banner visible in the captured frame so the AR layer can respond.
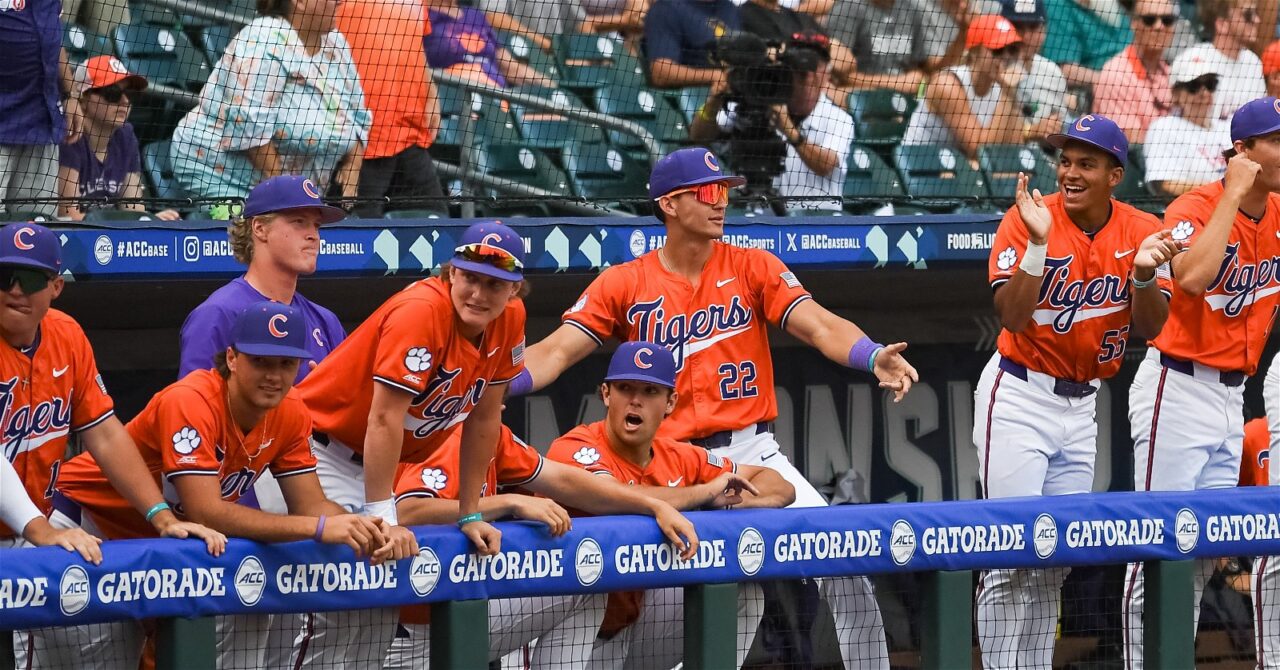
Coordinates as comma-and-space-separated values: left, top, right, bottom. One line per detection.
2, 488, 1276, 628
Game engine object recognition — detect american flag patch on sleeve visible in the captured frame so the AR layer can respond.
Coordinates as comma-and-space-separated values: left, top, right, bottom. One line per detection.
706, 450, 725, 468
512, 339, 525, 365
780, 271, 801, 289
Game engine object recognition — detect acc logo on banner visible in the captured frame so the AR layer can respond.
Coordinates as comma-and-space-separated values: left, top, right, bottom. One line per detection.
1033, 514, 1058, 559
737, 527, 765, 576
410, 547, 442, 597
575, 538, 604, 586
59, 565, 90, 617
1175, 508, 1200, 553
890, 520, 916, 566
235, 556, 266, 606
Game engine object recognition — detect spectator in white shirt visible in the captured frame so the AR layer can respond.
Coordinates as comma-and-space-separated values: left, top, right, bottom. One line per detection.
1179, 0, 1266, 120
1143, 53, 1231, 196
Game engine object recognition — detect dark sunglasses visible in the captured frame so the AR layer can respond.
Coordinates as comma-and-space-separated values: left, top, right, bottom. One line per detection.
1138, 13, 1178, 27
454, 243, 523, 273
1179, 77, 1219, 94
89, 86, 131, 103
1242, 7, 1260, 21
0, 267, 52, 295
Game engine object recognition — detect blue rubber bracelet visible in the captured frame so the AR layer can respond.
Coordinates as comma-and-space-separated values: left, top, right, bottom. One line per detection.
457, 512, 484, 527
144, 502, 171, 523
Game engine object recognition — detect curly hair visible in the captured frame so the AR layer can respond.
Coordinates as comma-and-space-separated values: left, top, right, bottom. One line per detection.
227, 213, 267, 265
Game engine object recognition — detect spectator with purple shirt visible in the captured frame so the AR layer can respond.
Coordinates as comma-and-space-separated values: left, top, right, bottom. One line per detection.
424, 0, 557, 89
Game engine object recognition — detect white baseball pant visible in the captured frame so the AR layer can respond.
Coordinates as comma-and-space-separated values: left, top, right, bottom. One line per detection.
972, 353, 1099, 669
586, 582, 765, 669
1124, 348, 1245, 670
706, 427, 889, 669
1256, 354, 1280, 668
294, 435, 399, 670
383, 593, 605, 669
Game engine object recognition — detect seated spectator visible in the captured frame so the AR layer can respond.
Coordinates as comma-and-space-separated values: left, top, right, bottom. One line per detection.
1143, 54, 1230, 197
579, 0, 648, 40
1094, 0, 1175, 143
480, 0, 585, 52
828, 0, 951, 93
923, 0, 1005, 73
739, 0, 855, 82
1182, 0, 1265, 120
1266, 40, 1280, 97
170, 0, 371, 204
1042, 0, 1133, 89
689, 34, 852, 209
901, 15, 1024, 159
999, 0, 1067, 144
57, 56, 179, 221
425, 0, 558, 89
643, 0, 740, 88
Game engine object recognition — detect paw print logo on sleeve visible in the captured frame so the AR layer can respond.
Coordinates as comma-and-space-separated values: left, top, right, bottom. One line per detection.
996, 246, 1018, 272
573, 447, 601, 465
172, 426, 202, 455
419, 467, 448, 491
1171, 221, 1195, 242
404, 347, 433, 373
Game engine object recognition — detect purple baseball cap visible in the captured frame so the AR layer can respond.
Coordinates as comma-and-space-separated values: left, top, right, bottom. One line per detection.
1231, 96, 1280, 143
604, 341, 676, 388
648, 147, 747, 200
0, 223, 62, 274
1047, 114, 1129, 166
451, 221, 525, 282
231, 301, 313, 359
242, 175, 347, 223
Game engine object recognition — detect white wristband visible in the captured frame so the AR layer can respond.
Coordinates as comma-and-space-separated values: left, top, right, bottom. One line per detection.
1019, 241, 1047, 277
362, 498, 398, 526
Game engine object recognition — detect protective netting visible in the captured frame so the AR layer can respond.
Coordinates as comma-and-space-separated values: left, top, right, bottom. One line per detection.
2, 0, 1277, 219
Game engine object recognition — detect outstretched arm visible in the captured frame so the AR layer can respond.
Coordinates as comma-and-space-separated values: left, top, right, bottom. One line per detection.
521, 324, 600, 392
783, 299, 918, 401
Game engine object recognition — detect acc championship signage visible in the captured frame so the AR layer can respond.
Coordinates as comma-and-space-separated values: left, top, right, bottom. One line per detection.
2, 488, 1278, 629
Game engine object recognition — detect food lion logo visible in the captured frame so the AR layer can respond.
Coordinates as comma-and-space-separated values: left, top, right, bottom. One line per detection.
420, 467, 448, 491
890, 520, 916, 566
404, 347, 432, 373
235, 556, 266, 606
737, 527, 765, 576
268, 314, 289, 338
172, 426, 201, 455
1175, 508, 1199, 553
1171, 221, 1194, 242
573, 447, 601, 465
996, 246, 1018, 272
575, 538, 604, 586
1033, 514, 1058, 559
410, 547, 442, 597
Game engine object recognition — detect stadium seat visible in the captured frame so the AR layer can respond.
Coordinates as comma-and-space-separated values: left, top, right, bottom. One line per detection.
63, 23, 113, 65
508, 87, 605, 148
476, 143, 572, 194
497, 31, 560, 83
561, 143, 650, 206
554, 33, 646, 90
127, 0, 179, 27
432, 84, 521, 163
113, 24, 212, 92
893, 144, 989, 211
142, 140, 186, 201
382, 209, 445, 220
592, 86, 687, 152
848, 89, 916, 147
843, 143, 905, 214
669, 87, 710, 126
1114, 143, 1148, 202
0, 211, 53, 222
978, 144, 1056, 200
199, 24, 236, 68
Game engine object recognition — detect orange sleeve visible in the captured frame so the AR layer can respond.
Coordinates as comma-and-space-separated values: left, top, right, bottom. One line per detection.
1163, 193, 1212, 249
547, 432, 616, 479
494, 429, 544, 488
372, 300, 442, 395
989, 206, 1031, 290
394, 455, 459, 500
1133, 210, 1175, 296
422, 0, 432, 36
673, 441, 736, 484
747, 251, 813, 329
268, 399, 317, 479
153, 388, 223, 480
69, 327, 115, 431
561, 266, 631, 345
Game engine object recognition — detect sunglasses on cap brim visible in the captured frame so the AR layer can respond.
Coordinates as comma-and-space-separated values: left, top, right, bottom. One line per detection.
0, 267, 53, 295
454, 243, 524, 273
660, 182, 731, 205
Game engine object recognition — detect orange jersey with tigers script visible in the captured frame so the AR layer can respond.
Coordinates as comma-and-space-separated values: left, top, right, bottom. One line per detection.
56, 369, 316, 540
0, 309, 114, 538
989, 193, 1168, 382
563, 243, 811, 441
1240, 417, 1271, 487
297, 277, 526, 463
1152, 181, 1280, 375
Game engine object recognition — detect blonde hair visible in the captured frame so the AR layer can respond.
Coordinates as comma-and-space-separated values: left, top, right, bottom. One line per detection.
438, 261, 532, 299
228, 213, 277, 265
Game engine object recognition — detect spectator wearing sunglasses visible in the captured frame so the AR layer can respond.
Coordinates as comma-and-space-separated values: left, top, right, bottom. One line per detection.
1144, 54, 1232, 196
1262, 40, 1280, 97
1180, 0, 1266, 120
57, 56, 179, 221
902, 15, 1026, 160
1094, 0, 1176, 143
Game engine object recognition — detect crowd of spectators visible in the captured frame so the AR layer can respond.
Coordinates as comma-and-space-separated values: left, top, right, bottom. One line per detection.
1, 0, 1280, 219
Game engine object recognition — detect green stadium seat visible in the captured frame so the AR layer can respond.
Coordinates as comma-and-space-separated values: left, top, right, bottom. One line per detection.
592, 86, 687, 152
142, 140, 186, 201
432, 84, 521, 162
554, 33, 646, 90
383, 209, 445, 220
561, 142, 649, 203
127, 0, 180, 27
113, 24, 212, 92
199, 24, 236, 67
844, 143, 905, 214
669, 87, 710, 125
848, 89, 915, 147
0, 210, 53, 222
978, 144, 1056, 200
893, 144, 989, 211
63, 23, 113, 64
509, 87, 605, 148
476, 143, 572, 194
497, 31, 560, 83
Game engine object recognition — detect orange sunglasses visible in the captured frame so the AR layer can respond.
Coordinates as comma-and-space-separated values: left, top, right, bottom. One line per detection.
662, 182, 730, 205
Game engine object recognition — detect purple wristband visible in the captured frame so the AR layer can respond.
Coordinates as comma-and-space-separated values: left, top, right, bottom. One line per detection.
508, 368, 533, 396
314, 515, 327, 542
847, 336, 884, 373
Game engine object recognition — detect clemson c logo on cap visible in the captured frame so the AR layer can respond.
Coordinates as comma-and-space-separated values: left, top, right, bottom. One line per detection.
1075, 115, 1095, 132
633, 347, 654, 369
703, 151, 720, 172
481, 232, 503, 246
13, 227, 36, 251
1272, 98, 1280, 115
301, 179, 320, 199
268, 314, 289, 339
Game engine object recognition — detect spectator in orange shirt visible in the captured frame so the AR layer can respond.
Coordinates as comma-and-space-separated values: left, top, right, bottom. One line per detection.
1093, 0, 1176, 143
1264, 40, 1280, 97
337, 0, 446, 218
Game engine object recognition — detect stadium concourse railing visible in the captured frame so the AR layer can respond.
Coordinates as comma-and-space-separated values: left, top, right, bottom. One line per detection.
2, 488, 1278, 669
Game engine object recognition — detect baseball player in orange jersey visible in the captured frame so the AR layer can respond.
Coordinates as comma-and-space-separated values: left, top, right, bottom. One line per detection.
1124, 97, 1280, 669
515, 146, 914, 669
386, 421, 705, 669
975, 115, 1179, 670
544, 341, 795, 669
50, 303, 397, 670
292, 221, 528, 668
0, 223, 225, 668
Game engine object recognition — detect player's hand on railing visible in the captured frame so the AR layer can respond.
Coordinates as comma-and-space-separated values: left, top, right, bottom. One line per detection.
510, 496, 573, 537
371, 524, 419, 565
1014, 172, 1052, 244
1136, 230, 1181, 272
155, 518, 227, 557
26, 523, 103, 565
653, 502, 699, 561
323, 514, 386, 557
703, 471, 759, 509
462, 519, 502, 556
873, 342, 919, 402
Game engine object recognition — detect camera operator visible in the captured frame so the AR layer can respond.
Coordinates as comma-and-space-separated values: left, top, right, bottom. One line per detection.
689, 34, 853, 210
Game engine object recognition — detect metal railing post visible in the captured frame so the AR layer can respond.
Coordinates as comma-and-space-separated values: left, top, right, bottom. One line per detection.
1144, 560, 1195, 667
155, 616, 215, 670
921, 570, 972, 669
684, 582, 738, 669
1, 631, 14, 670
431, 599, 489, 669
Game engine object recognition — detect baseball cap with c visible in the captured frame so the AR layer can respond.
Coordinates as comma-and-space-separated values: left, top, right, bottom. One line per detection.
1047, 114, 1129, 166
604, 341, 677, 389
231, 301, 313, 359
242, 175, 348, 223
0, 223, 62, 275
75, 55, 147, 97
1231, 96, 1280, 143
648, 147, 746, 201
450, 220, 525, 282
966, 15, 1022, 50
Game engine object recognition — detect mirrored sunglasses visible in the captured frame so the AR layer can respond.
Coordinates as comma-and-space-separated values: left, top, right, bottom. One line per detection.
454, 243, 523, 273
0, 267, 52, 295
662, 182, 730, 205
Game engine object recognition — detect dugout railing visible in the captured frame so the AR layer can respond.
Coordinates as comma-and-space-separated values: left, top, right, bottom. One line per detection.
2, 487, 1277, 669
